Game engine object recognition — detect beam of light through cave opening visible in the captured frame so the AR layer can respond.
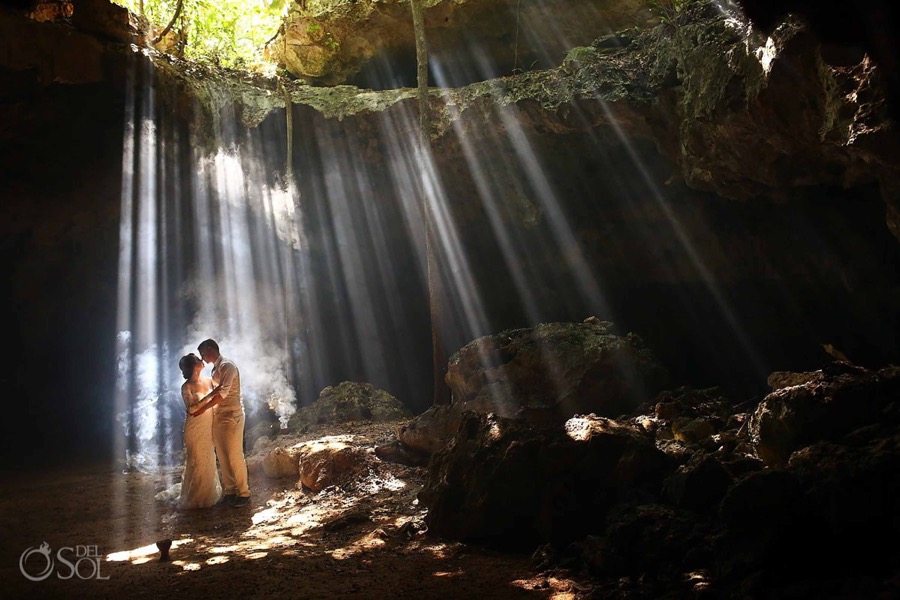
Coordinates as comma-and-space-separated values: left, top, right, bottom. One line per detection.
495, 103, 613, 319
324, 124, 424, 399
380, 103, 492, 347
313, 121, 391, 385
377, 94, 557, 414
186, 144, 299, 426
433, 54, 619, 415
114, 49, 166, 547
585, 96, 770, 379
434, 73, 542, 325
114, 53, 302, 500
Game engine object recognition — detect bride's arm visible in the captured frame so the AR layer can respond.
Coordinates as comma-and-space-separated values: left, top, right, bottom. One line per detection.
182, 386, 197, 416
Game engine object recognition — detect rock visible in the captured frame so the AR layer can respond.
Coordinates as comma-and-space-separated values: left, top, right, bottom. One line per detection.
262, 446, 301, 479
419, 412, 670, 545
750, 362, 900, 465
720, 469, 803, 530
321, 511, 372, 533
787, 430, 900, 565
288, 381, 411, 431
602, 504, 712, 576
717, 426, 900, 583
671, 417, 717, 444
71, 0, 139, 44
397, 403, 462, 454
655, 401, 678, 420
247, 454, 266, 476
297, 436, 371, 492
246, 420, 281, 451
663, 455, 733, 512
373, 440, 430, 467
455, 321, 665, 418
766, 370, 821, 390
401, 321, 666, 456
252, 434, 275, 454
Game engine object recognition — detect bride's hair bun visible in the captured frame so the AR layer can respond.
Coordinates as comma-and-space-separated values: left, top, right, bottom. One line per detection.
179, 354, 200, 380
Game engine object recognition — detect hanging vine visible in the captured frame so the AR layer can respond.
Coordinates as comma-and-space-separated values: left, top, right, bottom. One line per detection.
409, 0, 449, 406
279, 77, 294, 183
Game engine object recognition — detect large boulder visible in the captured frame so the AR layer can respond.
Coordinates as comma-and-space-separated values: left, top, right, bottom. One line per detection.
447, 320, 667, 420
749, 363, 900, 465
262, 446, 302, 478
297, 436, 372, 492
397, 403, 463, 454
419, 412, 670, 545
288, 381, 411, 432
596, 504, 712, 577
788, 428, 900, 557
716, 423, 900, 583
400, 320, 666, 455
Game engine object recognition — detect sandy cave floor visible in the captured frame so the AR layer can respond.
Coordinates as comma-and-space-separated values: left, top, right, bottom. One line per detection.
1, 422, 589, 599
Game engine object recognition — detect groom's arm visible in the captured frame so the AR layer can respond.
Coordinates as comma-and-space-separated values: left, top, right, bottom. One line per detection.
191, 363, 237, 416
191, 392, 224, 416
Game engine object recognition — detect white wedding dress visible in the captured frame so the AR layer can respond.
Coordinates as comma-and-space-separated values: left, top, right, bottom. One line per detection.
178, 384, 222, 509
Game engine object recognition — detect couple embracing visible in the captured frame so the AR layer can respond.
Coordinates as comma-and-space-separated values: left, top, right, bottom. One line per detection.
177, 339, 251, 509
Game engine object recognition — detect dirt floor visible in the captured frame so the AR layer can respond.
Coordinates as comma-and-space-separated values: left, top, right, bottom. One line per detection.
2, 422, 589, 599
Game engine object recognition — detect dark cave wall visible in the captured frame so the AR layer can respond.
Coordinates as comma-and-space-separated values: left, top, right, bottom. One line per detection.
0, 80, 125, 467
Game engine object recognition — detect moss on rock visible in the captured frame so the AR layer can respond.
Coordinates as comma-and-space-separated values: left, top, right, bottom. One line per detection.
288, 381, 412, 432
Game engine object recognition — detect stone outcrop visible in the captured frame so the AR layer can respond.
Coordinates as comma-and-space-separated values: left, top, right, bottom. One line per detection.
750, 362, 900, 465
638, 2, 900, 245
270, 0, 655, 85
399, 319, 666, 455
419, 412, 669, 545
414, 353, 900, 595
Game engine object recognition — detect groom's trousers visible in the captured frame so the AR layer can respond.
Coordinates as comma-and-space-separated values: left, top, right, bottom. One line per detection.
213, 407, 250, 498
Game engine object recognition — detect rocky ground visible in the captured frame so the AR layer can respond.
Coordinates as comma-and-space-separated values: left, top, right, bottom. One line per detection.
1, 420, 591, 599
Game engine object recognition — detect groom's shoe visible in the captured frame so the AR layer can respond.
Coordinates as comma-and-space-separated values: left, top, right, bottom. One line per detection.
216, 494, 236, 507
232, 496, 250, 508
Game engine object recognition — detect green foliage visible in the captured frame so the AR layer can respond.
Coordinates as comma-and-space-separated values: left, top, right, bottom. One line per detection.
306, 20, 340, 52
648, 0, 703, 24
113, 0, 288, 70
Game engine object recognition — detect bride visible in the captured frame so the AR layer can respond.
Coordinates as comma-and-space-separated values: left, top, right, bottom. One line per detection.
177, 353, 222, 509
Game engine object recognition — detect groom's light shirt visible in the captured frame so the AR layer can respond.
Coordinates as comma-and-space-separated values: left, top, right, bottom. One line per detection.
212, 355, 243, 411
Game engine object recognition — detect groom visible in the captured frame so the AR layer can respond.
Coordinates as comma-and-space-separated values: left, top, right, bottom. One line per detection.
197, 339, 251, 508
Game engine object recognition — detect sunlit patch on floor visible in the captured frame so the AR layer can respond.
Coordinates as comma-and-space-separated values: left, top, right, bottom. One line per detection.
329, 529, 388, 559
432, 569, 463, 578
511, 575, 587, 598
107, 538, 194, 563
685, 569, 711, 592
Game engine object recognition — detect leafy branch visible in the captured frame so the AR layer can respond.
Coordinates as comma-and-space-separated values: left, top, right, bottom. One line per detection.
113, 0, 288, 70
